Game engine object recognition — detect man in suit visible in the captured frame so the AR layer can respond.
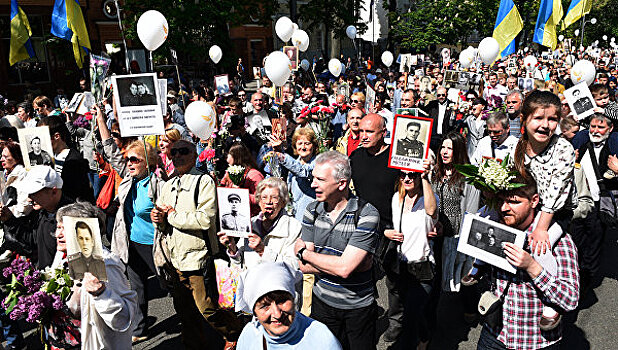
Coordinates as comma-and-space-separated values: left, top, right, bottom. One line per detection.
68, 221, 106, 280
422, 86, 454, 153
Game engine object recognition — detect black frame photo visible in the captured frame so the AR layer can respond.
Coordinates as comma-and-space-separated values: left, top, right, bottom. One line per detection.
388, 114, 433, 173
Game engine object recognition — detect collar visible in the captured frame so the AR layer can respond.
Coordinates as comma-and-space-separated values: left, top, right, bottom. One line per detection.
173, 168, 202, 191
315, 195, 359, 218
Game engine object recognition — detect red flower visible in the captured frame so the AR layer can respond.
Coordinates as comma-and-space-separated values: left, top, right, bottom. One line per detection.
311, 106, 319, 113
198, 148, 216, 162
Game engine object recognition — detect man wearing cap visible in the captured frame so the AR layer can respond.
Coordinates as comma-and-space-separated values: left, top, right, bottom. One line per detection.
221, 193, 250, 233
21, 165, 74, 268
236, 262, 341, 349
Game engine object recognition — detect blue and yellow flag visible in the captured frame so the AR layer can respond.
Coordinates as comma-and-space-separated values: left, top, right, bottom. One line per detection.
562, 0, 592, 30
9, 0, 35, 66
51, 0, 91, 68
533, 0, 563, 50
492, 0, 523, 59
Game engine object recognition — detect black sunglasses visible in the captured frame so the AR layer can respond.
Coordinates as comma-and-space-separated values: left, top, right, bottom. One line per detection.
170, 147, 192, 157
400, 172, 421, 179
351, 99, 360, 103
125, 156, 142, 164
111, 132, 121, 138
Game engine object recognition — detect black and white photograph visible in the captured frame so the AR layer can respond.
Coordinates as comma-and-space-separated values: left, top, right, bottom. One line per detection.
111, 73, 165, 137
63, 216, 107, 282
457, 213, 526, 274
444, 70, 460, 88
158, 78, 168, 115
65, 93, 84, 113
217, 187, 251, 238
518, 77, 535, 91
214, 74, 232, 97
365, 85, 376, 112
388, 114, 433, 173
399, 53, 411, 73
76, 91, 95, 115
17, 126, 54, 170
564, 82, 597, 121
283, 46, 298, 71
247, 111, 272, 144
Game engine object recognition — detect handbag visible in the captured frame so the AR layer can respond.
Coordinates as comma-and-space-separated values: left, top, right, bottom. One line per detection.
478, 281, 511, 329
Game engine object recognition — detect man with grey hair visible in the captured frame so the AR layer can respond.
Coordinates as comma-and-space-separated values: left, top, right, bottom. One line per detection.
294, 150, 380, 350
471, 111, 518, 166
505, 90, 524, 138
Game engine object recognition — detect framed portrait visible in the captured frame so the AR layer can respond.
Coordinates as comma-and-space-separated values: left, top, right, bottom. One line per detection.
457, 213, 526, 274
111, 73, 164, 137
564, 82, 597, 122
17, 126, 54, 170
283, 46, 299, 71
63, 216, 107, 281
217, 187, 252, 238
214, 74, 232, 97
65, 93, 84, 113
158, 78, 168, 115
76, 91, 96, 115
253, 67, 261, 79
247, 111, 272, 144
443, 70, 460, 88
388, 114, 433, 173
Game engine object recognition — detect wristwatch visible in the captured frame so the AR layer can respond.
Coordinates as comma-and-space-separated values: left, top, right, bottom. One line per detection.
297, 247, 307, 264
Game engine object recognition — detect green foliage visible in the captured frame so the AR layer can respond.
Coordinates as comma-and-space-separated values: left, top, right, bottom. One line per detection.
572, 0, 618, 47
298, 0, 367, 39
121, 0, 278, 65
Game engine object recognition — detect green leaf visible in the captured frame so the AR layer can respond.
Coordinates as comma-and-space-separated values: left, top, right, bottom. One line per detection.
5, 297, 17, 314
46, 280, 58, 293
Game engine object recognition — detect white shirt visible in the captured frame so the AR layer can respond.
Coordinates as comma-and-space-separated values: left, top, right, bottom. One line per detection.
437, 102, 447, 134
391, 193, 438, 263
483, 83, 509, 101
471, 135, 518, 166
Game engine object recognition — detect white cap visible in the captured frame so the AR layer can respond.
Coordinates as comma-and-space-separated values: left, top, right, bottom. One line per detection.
235, 262, 301, 314
20, 165, 63, 195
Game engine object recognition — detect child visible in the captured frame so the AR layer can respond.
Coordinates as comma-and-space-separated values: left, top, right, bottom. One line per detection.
591, 83, 618, 123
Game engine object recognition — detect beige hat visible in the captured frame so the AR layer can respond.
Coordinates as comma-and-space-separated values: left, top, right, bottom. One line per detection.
20, 165, 63, 195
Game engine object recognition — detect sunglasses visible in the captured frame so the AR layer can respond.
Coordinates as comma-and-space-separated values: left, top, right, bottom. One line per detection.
351, 99, 360, 103
238, 93, 246, 97
437, 94, 446, 97
111, 132, 121, 138
125, 156, 143, 164
400, 172, 420, 179
170, 147, 192, 157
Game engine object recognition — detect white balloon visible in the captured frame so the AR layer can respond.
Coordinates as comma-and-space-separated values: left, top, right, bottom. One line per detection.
292, 30, 309, 52
292, 23, 299, 32
275, 17, 294, 42
523, 55, 537, 70
381, 51, 394, 67
603, 35, 608, 41
524, 47, 529, 53
574, 29, 580, 36
571, 60, 596, 86
478, 37, 500, 64
558, 34, 564, 41
265, 51, 292, 86
137, 10, 169, 51
300, 59, 310, 71
328, 58, 343, 77
209, 45, 222, 64
346, 25, 357, 40
185, 101, 216, 140
459, 48, 475, 69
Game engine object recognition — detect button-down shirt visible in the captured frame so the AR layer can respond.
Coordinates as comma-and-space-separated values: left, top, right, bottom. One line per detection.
471, 135, 518, 166
485, 217, 579, 349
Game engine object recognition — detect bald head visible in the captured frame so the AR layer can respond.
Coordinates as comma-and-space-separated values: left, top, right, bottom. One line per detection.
359, 113, 386, 153
347, 108, 364, 133
437, 86, 447, 103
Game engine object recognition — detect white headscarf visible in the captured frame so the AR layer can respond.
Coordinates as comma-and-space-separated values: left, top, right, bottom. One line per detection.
235, 262, 302, 313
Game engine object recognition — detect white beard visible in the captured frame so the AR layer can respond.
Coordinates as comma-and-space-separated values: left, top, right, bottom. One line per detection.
590, 132, 610, 144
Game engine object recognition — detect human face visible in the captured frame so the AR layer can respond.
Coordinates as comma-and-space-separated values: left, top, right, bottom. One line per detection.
1, 147, 17, 172
406, 125, 420, 140
589, 118, 613, 143
499, 193, 539, 230
259, 186, 283, 220
251, 94, 264, 112
230, 102, 242, 115
170, 144, 196, 174
159, 137, 172, 156
507, 77, 517, 91
77, 227, 94, 258
16, 107, 28, 122
350, 96, 363, 109
505, 94, 522, 115
253, 292, 295, 337
138, 85, 146, 95
397, 77, 406, 89
599, 77, 608, 86
359, 117, 385, 149
400, 171, 421, 193
229, 199, 240, 212
487, 123, 508, 144
347, 110, 363, 132
311, 162, 344, 202
594, 92, 610, 108
129, 84, 137, 95
295, 136, 314, 161
31, 138, 41, 154
126, 151, 148, 179
401, 92, 415, 108
238, 91, 247, 101
489, 75, 497, 87
436, 88, 447, 104
472, 103, 484, 117
29, 187, 57, 212
561, 124, 579, 141
302, 88, 314, 103
56, 221, 67, 253
525, 106, 559, 145
440, 139, 454, 165
262, 76, 272, 87
316, 83, 326, 94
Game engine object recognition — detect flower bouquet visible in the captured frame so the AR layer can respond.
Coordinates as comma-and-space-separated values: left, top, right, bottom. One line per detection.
299, 100, 334, 154
262, 152, 281, 178
227, 165, 246, 186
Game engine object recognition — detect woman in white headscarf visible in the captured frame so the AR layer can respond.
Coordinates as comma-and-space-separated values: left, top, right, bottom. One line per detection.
235, 262, 341, 349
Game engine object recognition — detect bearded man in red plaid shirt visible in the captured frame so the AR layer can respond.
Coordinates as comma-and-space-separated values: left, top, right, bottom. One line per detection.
477, 176, 580, 350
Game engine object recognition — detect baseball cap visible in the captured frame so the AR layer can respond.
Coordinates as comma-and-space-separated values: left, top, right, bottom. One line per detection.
20, 165, 63, 195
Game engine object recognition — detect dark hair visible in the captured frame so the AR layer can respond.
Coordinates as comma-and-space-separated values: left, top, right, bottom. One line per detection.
228, 97, 241, 108
435, 132, 469, 186
514, 90, 562, 180
253, 290, 294, 313
38, 114, 72, 144
472, 97, 488, 107
30, 136, 40, 144
17, 102, 32, 115
0, 127, 17, 142
3, 141, 23, 166
75, 221, 93, 237
499, 172, 538, 200
228, 142, 258, 170
590, 83, 609, 97
407, 121, 421, 130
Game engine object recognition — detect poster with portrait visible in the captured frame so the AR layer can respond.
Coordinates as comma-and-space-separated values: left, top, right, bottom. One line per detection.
457, 213, 526, 274
517, 77, 535, 92
63, 216, 107, 281
111, 73, 164, 137
365, 85, 376, 112
65, 93, 84, 113
17, 126, 54, 170
564, 82, 597, 121
399, 54, 411, 73
283, 46, 299, 71
76, 91, 96, 115
388, 114, 433, 173
89, 53, 111, 103
158, 79, 168, 115
214, 74, 232, 97
217, 187, 251, 238
247, 111, 272, 144
253, 67, 261, 79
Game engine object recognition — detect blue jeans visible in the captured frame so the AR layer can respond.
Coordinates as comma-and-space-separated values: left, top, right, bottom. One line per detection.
87, 170, 107, 200
477, 327, 561, 350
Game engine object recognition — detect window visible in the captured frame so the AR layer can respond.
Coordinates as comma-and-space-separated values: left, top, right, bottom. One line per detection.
2, 14, 51, 85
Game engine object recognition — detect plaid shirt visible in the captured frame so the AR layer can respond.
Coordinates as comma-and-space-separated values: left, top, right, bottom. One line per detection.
485, 222, 579, 349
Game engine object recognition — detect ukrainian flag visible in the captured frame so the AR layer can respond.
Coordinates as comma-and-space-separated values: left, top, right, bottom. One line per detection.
492, 0, 523, 59
562, 0, 592, 30
51, 0, 91, 68
9, 0, 35, 66
533, 0, 563, 50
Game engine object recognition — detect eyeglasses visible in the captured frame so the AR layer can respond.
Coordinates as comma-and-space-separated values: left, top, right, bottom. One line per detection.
238, 93, 246, 97
111, 132, 121, 139
170, 147, 192, 157
260, 194, 280, 203
437, 94, 446, 97
400, 172, 420, 179
125, 156, 143, 164
351, 99, 360, 103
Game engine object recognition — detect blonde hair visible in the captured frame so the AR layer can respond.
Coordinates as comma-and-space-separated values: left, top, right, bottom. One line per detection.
125, 140, 158, 171
162, 128, 181, 143
351, 92, 365, 104
291, 128, 319, 156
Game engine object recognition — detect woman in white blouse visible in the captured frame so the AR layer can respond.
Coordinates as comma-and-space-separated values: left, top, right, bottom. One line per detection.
383, 160, 438, 349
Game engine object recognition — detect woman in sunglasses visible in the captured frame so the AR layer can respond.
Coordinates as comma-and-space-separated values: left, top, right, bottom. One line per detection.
383, 161, 437, 349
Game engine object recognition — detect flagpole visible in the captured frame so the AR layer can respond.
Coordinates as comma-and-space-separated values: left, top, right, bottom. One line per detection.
113, 0, 130, 72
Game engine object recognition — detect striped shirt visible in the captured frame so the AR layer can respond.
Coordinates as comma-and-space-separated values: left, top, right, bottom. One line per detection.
301, 197, 379, 309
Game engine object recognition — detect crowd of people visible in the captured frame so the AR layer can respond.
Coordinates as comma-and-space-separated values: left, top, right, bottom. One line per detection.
0, 44, 616, 350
